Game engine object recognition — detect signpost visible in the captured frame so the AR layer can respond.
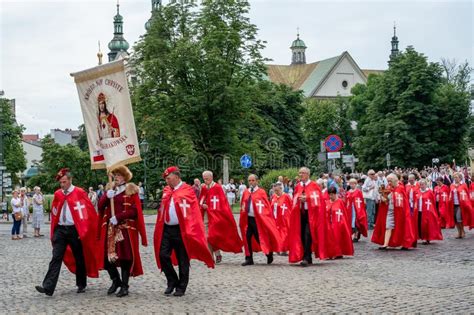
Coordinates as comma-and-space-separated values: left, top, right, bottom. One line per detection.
324, 135, 343, 152
386, 153, 391, 169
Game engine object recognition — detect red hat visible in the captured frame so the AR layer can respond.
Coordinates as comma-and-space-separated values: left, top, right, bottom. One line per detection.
55, 168, 70, 181
162, 166, 179, 179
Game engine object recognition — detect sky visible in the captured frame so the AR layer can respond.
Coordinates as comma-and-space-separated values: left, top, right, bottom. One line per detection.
0, 0, 472, 136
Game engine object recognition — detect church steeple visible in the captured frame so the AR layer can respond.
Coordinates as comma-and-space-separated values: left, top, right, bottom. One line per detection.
389, 23, 399, 64
145, 0, 162, 31
290, 28, 307, 65
108, 0, 130, 62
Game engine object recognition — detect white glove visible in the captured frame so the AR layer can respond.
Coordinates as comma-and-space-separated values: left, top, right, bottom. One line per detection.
110, 216, 118, 225
106, 190, 115, 199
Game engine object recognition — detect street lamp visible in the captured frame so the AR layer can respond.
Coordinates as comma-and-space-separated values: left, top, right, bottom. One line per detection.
139, 139, 149, 209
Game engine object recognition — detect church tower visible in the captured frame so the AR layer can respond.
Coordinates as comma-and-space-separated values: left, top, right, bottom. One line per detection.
145, 0, 162, 31
108, 1, 130, 62
389, 23, 399, 64
290, 30, 307, 65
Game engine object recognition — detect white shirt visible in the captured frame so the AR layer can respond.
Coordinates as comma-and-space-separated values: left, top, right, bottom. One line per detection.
32, 193, 44, 212
247, 186, 259, 217
166, 181, 183, 226
362, 177, 378, 200
225, 183, 236, 197
238, 184, 246, 197
59, 185, 76, 226
11, 197, 22, 213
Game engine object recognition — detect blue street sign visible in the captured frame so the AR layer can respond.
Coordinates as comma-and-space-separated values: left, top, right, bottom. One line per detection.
240, 154, 252, 169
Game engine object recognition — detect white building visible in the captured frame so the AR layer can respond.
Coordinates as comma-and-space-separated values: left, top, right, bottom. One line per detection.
21, 140, 42, 178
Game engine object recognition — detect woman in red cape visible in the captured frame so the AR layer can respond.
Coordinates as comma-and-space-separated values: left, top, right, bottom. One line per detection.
415, 179, 443, 244
346, 178, 368, 241
434, 177, 452, 228
270, 183, 292, 253
448, 172, 474, 239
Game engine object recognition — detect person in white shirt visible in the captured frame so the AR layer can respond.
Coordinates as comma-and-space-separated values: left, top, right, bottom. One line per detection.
19, 187, 29, 237
32, 186, 44, 237
224, 178, 237, 205
238, 180, 246, 201
362, 170, 378, 229
11, 190, 23, 240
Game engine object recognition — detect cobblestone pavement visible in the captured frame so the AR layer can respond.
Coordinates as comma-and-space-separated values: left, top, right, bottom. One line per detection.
0, 221, 473, 314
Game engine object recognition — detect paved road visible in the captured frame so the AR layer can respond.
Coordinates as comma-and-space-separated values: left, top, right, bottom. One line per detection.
0, 221, 473, 313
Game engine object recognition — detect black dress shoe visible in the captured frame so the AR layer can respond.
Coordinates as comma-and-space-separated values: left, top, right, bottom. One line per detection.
35, 285, 53, 296
116, 287, 129, 297
378, 246, 388, 250
300, 260, 309, 267
77, 286, 86, 293
400, 247, 410, 251
266, 254, 274, 265
107, 280, 122, 295
164, 286, 175, 296
173, 290, 185, 297
241, 260, 254, 266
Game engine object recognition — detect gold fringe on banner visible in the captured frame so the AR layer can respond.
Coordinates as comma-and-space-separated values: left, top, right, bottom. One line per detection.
70, 60, 125, 84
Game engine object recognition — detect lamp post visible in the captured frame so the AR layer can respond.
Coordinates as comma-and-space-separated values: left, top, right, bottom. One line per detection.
140, 139, 149, 209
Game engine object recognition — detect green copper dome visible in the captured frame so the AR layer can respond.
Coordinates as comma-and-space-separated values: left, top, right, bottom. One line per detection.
291, 38, 306, 48
108, 38, 129, 51
108, 2, 129, 61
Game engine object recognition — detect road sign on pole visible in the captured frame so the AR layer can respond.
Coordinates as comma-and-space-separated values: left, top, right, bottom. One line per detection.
240, 154, 252, 169
324, 135, 343, 152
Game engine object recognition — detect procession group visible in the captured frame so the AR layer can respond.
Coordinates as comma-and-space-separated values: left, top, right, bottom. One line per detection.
33, 165, 474, 298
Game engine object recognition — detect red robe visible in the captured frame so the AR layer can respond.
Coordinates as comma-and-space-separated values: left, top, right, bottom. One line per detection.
469, 183, 474, 215
405, 182, 420, 243
371, 185, 416, 248
153, 183, 214, 269
50, 186, 100, 278
97, 184, 147, 277
199, 183, 242, 253
322, 198, 354, 258
449, 183, 474, 229
346, 188, 368, 237
434, 184, 452, 228
415, 190, 443, 241
98, 113, 120, 139
270, 193, 292, 251
239, 187, 282, 256
288, 181, 327, 263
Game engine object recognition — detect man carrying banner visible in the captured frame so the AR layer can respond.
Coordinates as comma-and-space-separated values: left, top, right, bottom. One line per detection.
199, 170, 242, 264
154, 167, 214, 297
35, 168, 99, 296
97, 165, 147, 297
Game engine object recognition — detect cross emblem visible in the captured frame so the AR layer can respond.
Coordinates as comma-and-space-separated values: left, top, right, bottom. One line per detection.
355, 198, 362, 209
210, 196, 219, 210
335, 209, 343, 222
460, 190, 467, 201
395, 193, 403, 207
281, 204, 288, 216
179, 199, 191, 218
470, 191, 474, 200
441, 192, 447, 202
425, 199, 432, 210
311, 192, 319, 206
73, 201, 85, 220
256, 200, 265, 214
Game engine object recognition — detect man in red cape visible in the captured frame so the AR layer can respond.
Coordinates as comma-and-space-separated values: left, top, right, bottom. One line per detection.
372, 173, 415, 250
240, 174, 281, 266
323, 187, 354, 258
449, 172, 474, 239
97, 165, 147, 297
434, 177, 452, 228
36, 168, 99, 296
154, 167, 214, 297
405, 174, 420, 246
415, 179, 442, 244
346, 178, 368, 241
288, 167, 326, 266
270, 182, 292, 254
199, 170, 242, 263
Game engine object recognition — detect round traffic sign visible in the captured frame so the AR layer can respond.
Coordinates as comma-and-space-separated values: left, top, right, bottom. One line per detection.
240, 154, 252, 169
324, 135, 343, 152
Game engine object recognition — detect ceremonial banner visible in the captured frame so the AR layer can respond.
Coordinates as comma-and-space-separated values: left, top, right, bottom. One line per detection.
71, 60, 141, 170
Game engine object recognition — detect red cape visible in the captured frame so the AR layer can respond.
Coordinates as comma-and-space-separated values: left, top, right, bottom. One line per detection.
97, 185, 147, 277
371, 201, 388, 245
239, 188, 282, 255
449, 184, 474, 229
288, 181, 327, 263
321, 198, 354, 258
434, 184, 452, 228
270, 193, 292, 251
50, 186, 100, 278
346, 188, 368, 237
154, 183, 214, 269
406, 182, 420, 244
200, 183, 242, 253
416, 190, 443, 241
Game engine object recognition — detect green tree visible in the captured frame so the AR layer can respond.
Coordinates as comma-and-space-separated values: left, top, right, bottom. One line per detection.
352, 47, 471, 169
0, 98, 26, 184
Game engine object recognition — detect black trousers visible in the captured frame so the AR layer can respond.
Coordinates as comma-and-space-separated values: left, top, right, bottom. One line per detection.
159, 225, 189, 292
104, 258, 132, 288
246, 216, 260, 258
300, 211, 312, 262
42, 225, 86, 294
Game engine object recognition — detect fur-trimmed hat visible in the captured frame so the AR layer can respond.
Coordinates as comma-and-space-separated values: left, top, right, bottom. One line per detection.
110, 165, 133, 182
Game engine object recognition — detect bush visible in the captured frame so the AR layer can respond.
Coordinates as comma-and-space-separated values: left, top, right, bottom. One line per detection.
259, 168, 299, 191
